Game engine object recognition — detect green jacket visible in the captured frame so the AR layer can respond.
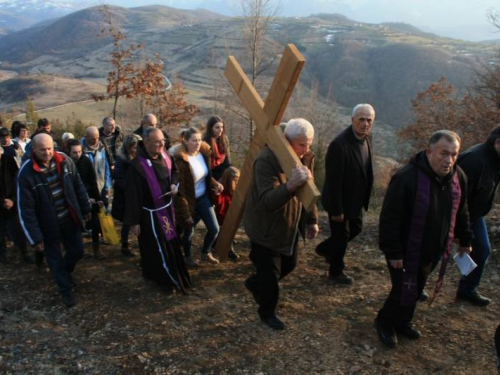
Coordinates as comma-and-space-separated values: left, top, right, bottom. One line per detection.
243, 146, 318, 256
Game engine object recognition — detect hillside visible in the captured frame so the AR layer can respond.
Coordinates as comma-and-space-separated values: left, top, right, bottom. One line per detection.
0, 6, 497, 130
0, 213, 499, 373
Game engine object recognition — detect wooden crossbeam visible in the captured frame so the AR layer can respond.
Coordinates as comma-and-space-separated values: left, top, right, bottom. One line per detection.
215, 44, 321, 261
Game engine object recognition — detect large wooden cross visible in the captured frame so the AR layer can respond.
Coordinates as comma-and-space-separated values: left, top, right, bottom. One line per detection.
215, 44, 321, 261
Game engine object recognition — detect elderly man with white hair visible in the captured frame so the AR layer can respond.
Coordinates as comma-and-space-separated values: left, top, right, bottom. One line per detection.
243, 118, 319, 330
316, 103, 375, 285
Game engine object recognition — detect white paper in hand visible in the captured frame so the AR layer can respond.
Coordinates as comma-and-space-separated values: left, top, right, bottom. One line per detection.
453, 252, 477, 276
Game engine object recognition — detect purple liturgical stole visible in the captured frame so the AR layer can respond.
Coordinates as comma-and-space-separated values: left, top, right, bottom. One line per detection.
401, 170, 461, 306
139, 151, 177, 241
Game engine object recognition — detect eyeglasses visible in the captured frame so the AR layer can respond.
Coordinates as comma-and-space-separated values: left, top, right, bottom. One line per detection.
149, 139, 166, 146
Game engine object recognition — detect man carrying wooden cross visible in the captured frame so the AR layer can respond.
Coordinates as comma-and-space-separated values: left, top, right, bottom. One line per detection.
244, 119, 319, 330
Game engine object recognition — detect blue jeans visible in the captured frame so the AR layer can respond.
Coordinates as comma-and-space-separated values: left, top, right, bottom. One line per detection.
44, 220, 85, 294
458, 217, 491, 294
182, 194, 219, 257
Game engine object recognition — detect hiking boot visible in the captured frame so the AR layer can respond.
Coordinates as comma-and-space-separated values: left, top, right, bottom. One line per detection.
201, 252, 219, 264
456, 290, 491, 306
329, 271, 353, 285
92, 243, 105, 260
260, 315, 285, 330
121, 248, 135, 257
395, 323, 421, 339
375, 319, 397, 348
184, 256, 199, 267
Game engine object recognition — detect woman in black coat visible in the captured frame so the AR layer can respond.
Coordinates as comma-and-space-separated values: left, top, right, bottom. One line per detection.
112, 134, 141, 256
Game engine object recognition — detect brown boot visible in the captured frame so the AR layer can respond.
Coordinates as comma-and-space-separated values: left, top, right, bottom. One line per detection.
92, 243, 105, 260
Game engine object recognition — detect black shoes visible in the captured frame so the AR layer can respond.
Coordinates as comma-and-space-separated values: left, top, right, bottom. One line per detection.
456, 290, 491, 306
419, 290, 429, 302
395, 323, 421, 339
121, 248, 135, 257
61, 291, 76, 308
244, 279, 260, 304
374, 319, 397, 348
260, 315, 285, 330
329, 271, 353, 285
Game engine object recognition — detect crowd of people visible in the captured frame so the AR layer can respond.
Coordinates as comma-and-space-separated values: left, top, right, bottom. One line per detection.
0, 106, 499, 368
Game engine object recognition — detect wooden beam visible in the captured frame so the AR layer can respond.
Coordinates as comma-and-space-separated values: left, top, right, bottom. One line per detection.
215, 44, 319, 261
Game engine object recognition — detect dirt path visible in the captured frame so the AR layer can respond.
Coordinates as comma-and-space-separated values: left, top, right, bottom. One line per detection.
0, 213, 499, 374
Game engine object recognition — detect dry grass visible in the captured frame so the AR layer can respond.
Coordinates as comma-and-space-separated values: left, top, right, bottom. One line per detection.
0, 212, 499, 374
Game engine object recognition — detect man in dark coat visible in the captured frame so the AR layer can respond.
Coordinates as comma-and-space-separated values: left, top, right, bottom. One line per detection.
17, 134, 91, 307
243, 119, 319, 330
375, 130, 472, 348
124, 128, 190, 293
0, 145, 31, 264
317, 104, 374, 284
454, 127, 500, 306
98, 117, 124, 167
133, 114, 158, 137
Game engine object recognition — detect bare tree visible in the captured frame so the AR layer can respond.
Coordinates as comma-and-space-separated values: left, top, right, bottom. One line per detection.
239, 0, 282, 140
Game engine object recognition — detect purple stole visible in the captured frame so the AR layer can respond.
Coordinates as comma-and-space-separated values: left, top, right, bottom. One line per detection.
138, 151, 177, 241
402, 170, 461, 306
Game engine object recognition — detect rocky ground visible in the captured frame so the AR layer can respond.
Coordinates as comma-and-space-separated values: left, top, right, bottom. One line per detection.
0, 211, 499, 374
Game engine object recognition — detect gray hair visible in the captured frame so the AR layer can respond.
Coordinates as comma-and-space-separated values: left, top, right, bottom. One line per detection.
62, 132, 74, 142
119, 134, 142, 161
143, 127, 162, 140
284, 118, 314, 140
429, 130, 461, 148
352, 104, 375, 118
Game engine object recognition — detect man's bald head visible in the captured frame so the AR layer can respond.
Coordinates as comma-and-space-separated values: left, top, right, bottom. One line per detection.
141, 114, 158, 130
85, 126, 99, 147
32, 133, 54, 165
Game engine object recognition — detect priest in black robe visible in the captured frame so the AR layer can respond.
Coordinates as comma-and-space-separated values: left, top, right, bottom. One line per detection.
124, 128, 190, 293
375, 130, 472, 348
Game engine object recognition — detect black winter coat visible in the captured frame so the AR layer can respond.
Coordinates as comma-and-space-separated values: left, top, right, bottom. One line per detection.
0, 154, 19, 219
457, 142, 500, 222
112, 154, 130, 222
321, 125, 373, 218
17, 152, 91, 246
379, 151, 472, 262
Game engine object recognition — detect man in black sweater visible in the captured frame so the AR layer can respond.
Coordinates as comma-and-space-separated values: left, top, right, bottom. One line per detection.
317, 104, 374, 284
455, 127, 500, 306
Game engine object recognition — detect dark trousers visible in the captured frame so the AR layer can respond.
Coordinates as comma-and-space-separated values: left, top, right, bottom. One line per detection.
320, 213, 363, 277
458, 217, 491, 294
121, 224, 130, 249
377, 257, 438, 328
246, 241, 298, 318
0, 211, 27, 256
44, 220, 84, 294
